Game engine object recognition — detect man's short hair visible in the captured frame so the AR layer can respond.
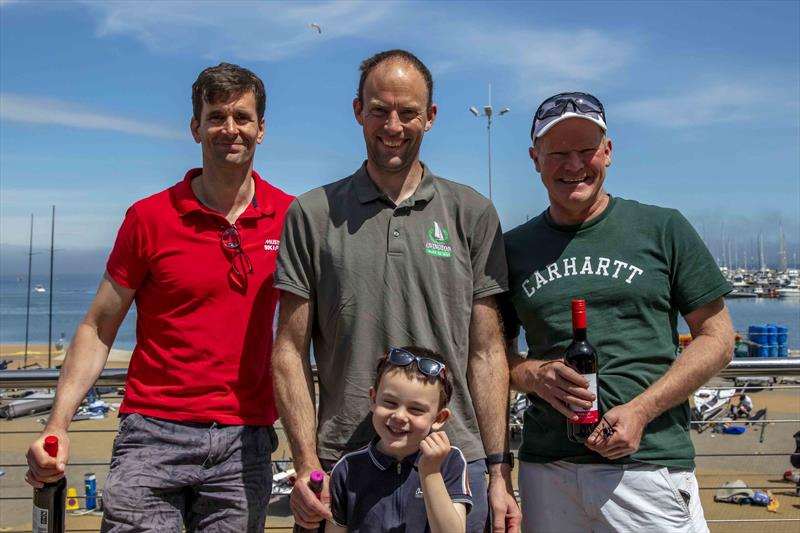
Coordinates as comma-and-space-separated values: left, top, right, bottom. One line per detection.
374, 346, 451, 409
357, 49, 433, 108
192, 63, 266, 122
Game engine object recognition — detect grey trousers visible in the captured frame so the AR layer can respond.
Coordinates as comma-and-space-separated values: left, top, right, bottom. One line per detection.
101, 413, 278, 532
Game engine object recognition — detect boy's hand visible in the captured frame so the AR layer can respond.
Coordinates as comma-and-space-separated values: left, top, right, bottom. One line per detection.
418, 431, 451, 477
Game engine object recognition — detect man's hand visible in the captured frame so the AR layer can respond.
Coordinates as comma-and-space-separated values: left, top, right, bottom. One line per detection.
585, 403, 648, 460
290, 469, 332, 529
418, 431, 451, 478
523, 359, 595, 420
25, 428, 70, 488
487, 466, 521, 533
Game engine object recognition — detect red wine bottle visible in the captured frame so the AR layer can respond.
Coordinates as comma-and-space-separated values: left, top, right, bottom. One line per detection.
293, 470, 325, 533
565, 299, 599, 443
32, 436, 66, 533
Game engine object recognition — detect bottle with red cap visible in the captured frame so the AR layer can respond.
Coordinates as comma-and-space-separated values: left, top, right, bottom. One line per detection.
565, 299, 600, 443
32, 435, 66, 533
293, 470, 325, 533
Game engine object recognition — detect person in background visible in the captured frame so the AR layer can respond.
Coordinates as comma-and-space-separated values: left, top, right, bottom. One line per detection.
26, 63, 293, 532
273, 49, 520, 532
501, 91, 735, 532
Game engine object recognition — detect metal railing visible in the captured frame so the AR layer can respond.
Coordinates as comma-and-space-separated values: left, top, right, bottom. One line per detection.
717, 357, 800, 377
3, 357, 797, 389
0, 368, 127, 389
1, 358, 799, 531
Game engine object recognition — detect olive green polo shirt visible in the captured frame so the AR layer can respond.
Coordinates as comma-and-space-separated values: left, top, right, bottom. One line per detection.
276, 162, 508, 462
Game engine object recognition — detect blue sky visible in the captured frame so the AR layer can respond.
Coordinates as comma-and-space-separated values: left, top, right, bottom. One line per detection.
1, 0, 798, 274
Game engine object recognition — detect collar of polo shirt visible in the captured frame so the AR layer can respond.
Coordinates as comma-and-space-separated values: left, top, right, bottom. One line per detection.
367, 436, 422, 470
353, 161, 436, 207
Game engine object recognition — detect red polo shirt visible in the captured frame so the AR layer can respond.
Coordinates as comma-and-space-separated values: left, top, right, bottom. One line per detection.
107, 168, 293, 425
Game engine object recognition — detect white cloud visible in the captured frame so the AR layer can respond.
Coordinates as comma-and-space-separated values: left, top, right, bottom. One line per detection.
614, 82, 796, 128
615, 84, 757, 127
0, 186, 132, 211
0, 188, 133, 247
81, 0, 392, 62
444, 25, 634, 82
427, 23, 637, 105
0, 93, 184, 140
76, 1, 638, 107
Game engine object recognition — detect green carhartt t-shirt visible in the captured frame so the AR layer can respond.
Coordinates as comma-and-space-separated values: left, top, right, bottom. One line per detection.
502, 196, 731, 469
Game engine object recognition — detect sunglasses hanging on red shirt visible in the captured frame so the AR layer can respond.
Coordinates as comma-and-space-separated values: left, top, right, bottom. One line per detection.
220, 224, 253, 287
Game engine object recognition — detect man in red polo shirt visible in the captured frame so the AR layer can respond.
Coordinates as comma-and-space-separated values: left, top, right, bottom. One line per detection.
25, 63, 293, 532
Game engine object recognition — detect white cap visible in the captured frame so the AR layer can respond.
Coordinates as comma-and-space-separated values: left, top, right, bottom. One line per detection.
533, 111, 607, 140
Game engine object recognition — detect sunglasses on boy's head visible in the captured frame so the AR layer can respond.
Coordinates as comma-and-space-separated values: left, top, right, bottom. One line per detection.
385, 347, 448, 383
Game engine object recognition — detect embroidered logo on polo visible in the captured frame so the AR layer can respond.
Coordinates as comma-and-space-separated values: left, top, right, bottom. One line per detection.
414, 487, 424, 498
425, 221, 452, 258
263, 239, 280, 251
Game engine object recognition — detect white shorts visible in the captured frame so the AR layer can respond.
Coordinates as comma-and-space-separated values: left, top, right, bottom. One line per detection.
518, 460, 708, 533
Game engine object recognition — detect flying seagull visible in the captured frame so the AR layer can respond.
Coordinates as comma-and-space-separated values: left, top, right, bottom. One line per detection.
309, 22, 322, 34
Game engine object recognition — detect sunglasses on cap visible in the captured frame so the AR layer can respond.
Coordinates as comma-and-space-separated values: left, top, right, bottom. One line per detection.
531, 92, 606, 140
385, 347, 448, 383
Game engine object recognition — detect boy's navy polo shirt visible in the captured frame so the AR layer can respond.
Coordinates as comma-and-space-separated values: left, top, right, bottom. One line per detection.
330, 438, 473, 532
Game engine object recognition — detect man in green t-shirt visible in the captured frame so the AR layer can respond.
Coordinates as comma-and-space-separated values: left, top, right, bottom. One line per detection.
501, 92, 735, 532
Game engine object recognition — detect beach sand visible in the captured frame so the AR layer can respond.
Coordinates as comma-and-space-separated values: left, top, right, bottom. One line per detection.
1, 346, 798, 532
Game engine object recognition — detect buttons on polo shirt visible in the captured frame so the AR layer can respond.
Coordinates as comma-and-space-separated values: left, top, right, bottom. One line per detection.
393, 230, 400, 238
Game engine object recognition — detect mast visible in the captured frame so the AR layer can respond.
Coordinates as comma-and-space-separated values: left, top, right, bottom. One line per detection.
24, 214, 33, 368
48, 205, 55, 368
778, 221, 787, 271
721, 225, 727, 269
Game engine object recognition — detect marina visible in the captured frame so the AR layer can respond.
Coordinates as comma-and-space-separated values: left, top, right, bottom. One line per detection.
0, 351, 798, 532
0, 269, 799, 531
724, 267, 800, 300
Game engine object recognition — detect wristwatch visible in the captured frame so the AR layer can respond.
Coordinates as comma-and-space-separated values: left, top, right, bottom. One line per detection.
485, 452, 515, 468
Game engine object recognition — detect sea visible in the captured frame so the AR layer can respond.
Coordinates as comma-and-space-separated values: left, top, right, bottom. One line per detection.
1, 273, 799, 351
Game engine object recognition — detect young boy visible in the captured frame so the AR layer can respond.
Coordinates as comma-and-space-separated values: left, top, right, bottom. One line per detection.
326, 346, 472, 533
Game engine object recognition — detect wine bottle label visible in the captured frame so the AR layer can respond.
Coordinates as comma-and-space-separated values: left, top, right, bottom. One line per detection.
32, 505, 48, 533
569, 372, 599, 423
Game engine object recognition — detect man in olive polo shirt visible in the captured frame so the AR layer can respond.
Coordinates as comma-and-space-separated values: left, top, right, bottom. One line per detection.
273, 49, 520, 532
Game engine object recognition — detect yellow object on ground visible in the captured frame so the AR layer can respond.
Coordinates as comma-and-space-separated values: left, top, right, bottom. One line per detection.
767, 491, 779, 513
66, 487, 79, 510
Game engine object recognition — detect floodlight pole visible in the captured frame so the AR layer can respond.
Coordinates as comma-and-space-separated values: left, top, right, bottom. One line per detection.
468, 84, 509, 201
486, 103, 493, 201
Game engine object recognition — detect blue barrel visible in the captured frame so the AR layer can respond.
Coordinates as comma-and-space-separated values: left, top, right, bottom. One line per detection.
84, 473, 97, 510
779, 345, 789, 357
775, 324, 788, 345
768, 345, 779, 357
766, 324, 778, 345
748, 325, 768, 356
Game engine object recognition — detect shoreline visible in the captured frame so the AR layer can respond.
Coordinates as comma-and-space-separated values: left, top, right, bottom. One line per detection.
0, 343, 132, 369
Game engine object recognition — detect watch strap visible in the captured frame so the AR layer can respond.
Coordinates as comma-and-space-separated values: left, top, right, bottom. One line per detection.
485, 452, 514, 467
